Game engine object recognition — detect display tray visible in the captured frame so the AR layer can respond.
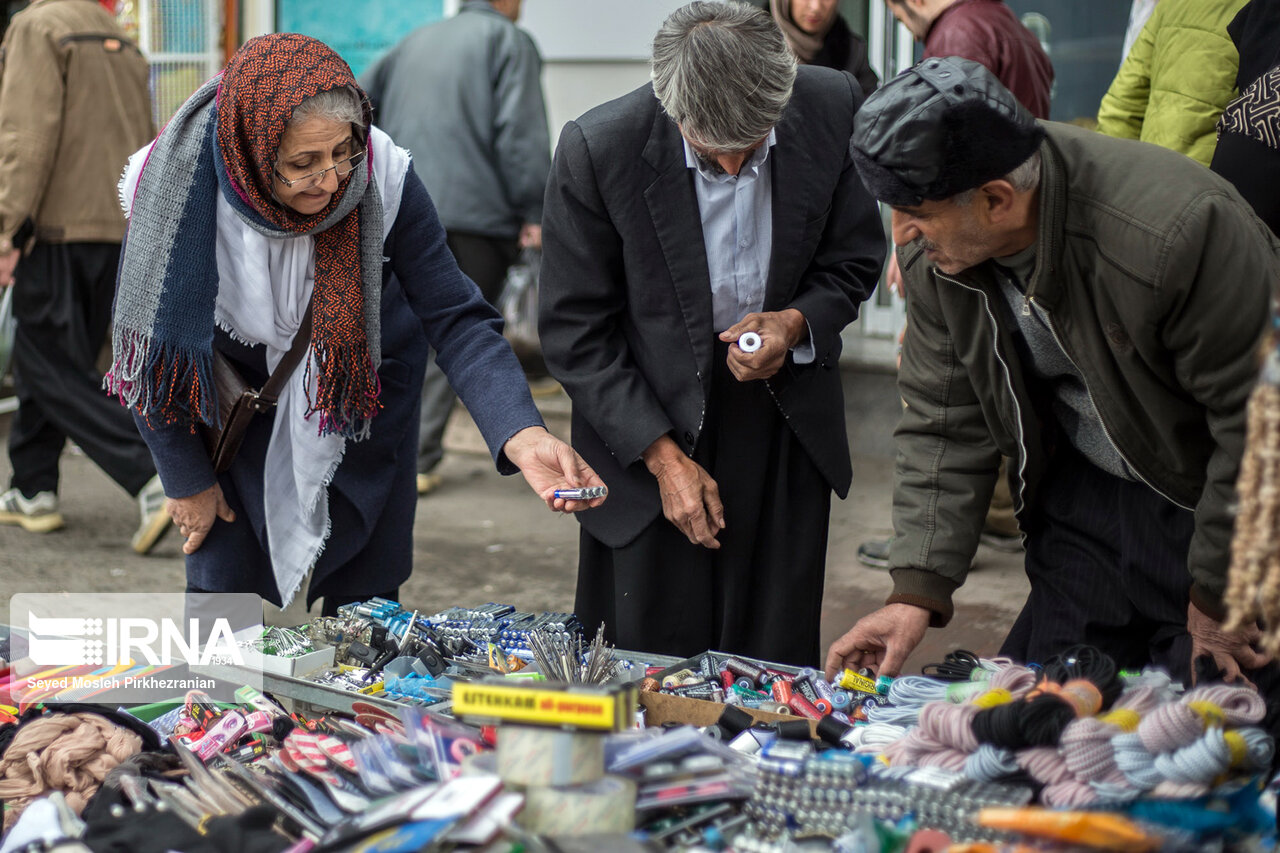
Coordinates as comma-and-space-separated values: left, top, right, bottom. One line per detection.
649, 651, 805, 683
193, 648, 683, 720
642, 650, 817, 734
191, 662, 411, 716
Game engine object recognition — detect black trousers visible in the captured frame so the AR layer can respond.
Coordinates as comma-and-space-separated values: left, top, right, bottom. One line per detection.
446, 231, 519, 304
576, 341, 832, 667
7, 242, 154, 497
1002, 446, 1280, 733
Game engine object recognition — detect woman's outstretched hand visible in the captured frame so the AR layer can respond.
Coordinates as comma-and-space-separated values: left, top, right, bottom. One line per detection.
502, 426, 607, 513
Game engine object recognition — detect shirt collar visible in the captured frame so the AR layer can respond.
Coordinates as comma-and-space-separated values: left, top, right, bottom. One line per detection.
683, 128, 777, 183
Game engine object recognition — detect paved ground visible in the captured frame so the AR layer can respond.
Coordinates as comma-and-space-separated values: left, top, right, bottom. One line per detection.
0, 369, 1029, 673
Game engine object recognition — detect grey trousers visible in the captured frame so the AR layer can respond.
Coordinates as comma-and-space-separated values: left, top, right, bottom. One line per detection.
418, 231, 519, 473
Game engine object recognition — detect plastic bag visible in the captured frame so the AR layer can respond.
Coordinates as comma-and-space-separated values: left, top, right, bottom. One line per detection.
495, 248, 545, 377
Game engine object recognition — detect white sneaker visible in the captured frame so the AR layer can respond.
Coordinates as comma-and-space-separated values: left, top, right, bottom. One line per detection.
131, 475, 172, 555
0, 488, 65, 533
417, 472, 443, 495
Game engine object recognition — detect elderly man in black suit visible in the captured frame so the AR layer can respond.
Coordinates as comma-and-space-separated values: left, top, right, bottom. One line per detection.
538, 0, 886, 666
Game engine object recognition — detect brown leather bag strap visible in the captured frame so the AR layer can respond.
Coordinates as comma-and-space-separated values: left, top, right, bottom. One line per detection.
256, 303, 314, 406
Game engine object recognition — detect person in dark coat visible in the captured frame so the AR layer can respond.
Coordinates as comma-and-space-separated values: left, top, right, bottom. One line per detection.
767, 0, 879, 96
108, 34, 603, 615
539, 2, 885, 666
1211, 0, 1280, 235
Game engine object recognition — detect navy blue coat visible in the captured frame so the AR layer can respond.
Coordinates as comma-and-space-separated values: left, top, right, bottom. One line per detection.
137, 168, 542, 606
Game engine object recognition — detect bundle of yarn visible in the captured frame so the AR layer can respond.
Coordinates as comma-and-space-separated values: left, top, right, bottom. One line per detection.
858, 647, 1273, 807
0, 712, 142, 830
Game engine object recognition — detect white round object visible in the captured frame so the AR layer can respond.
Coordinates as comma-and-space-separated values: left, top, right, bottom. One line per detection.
738, 331, 762, 353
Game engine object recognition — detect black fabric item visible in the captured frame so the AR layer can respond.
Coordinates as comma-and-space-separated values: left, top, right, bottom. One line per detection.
8, 242, 156, 496
204, 806, 292, 853
574, 340, 832, 668
0, 720, 19, 760
81, 753, 184, 824
84, 805, 218, 853
83, 804, 289, 853
850, 57, 1045, 206
272, 715, 300, 741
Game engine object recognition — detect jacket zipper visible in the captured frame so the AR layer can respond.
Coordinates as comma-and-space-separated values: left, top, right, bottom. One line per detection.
937, 273, 1031, 526
1028, 295, 1193, 511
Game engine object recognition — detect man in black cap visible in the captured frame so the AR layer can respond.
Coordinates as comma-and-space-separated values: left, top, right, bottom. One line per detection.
826, 58, 1280, 691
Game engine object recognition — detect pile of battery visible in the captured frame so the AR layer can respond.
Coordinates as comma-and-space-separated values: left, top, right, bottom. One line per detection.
643, 652, 890, 724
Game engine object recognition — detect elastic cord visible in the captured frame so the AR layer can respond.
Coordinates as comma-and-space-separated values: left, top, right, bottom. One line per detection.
920, 649, 982, 682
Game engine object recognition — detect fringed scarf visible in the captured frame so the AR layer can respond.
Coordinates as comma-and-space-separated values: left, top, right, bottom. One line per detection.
107, 33, 383, 440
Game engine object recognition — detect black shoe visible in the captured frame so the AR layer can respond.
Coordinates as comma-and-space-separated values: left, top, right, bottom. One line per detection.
856, 537, 892, 569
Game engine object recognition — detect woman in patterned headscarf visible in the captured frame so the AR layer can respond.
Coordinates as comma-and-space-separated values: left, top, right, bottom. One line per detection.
108, 34, 604, 613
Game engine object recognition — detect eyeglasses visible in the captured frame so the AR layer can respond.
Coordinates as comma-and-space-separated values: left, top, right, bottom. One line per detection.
274, 147, 366, 189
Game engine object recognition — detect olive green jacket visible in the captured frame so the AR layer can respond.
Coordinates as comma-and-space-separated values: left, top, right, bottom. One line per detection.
1096, 0, 1248, 166
887, 122, 1280, 626
0, 0, 152, 252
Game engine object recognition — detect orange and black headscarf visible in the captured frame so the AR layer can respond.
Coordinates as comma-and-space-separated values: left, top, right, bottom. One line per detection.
109, 34, 384, 440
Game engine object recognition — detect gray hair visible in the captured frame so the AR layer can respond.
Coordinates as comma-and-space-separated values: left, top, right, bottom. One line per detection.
953, 150, 1042, 206
651, 1, 797, 152
290, 86, 365, 132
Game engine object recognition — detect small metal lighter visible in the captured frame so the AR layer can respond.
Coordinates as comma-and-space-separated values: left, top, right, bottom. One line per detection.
553, 486, 608, 500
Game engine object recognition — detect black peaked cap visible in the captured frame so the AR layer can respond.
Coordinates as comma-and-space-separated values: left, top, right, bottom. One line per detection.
850, 56, 1046, 206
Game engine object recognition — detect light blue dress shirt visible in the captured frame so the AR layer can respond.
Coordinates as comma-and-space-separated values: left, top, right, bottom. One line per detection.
683, 129, 813, 363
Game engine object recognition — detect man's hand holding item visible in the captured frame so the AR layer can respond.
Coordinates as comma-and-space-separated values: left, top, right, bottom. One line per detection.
720, 308, 808, 381
502, 425, 606, 513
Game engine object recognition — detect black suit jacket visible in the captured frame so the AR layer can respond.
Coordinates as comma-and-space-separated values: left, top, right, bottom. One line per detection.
538, 66, 886, 548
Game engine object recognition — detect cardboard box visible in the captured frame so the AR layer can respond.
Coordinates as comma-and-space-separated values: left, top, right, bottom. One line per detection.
640, 651, 819, 736
649, 651, 804, 684
638, 687, 819, 737
239, 644, 335, 678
